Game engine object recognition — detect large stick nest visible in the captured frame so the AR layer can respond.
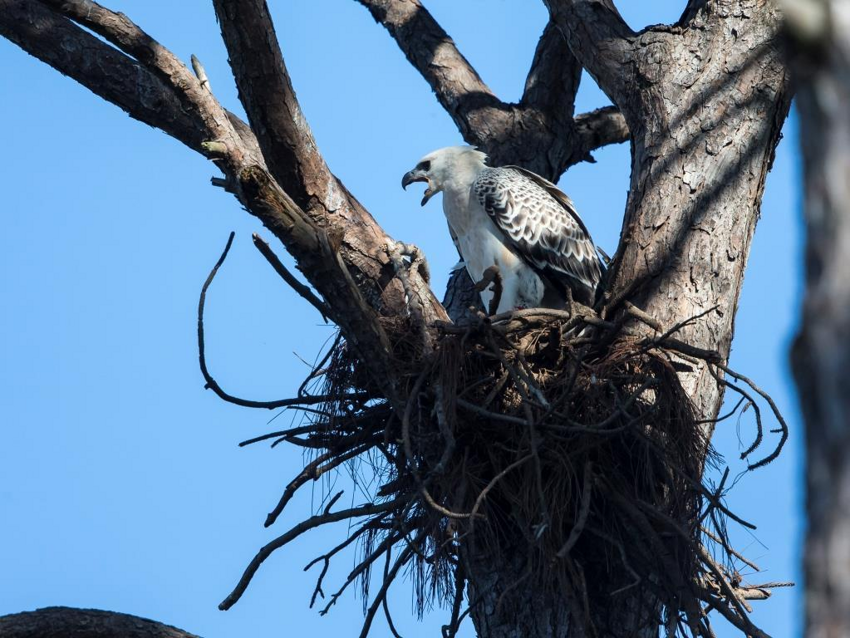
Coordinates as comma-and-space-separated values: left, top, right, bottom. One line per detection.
203, 240, 790, 638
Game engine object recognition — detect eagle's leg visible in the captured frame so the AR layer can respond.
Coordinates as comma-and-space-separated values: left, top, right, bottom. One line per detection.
389, 241, 430, 284
474, 265, 503, 316
565, 285, 576, 318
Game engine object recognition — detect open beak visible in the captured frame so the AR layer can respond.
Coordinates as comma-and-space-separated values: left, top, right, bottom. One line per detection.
401, 170, 436, 206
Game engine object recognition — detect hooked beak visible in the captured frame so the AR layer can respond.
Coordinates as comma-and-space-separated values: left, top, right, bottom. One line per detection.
401, 170, 436, 206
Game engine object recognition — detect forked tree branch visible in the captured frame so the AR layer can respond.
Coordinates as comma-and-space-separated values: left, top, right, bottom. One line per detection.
2, 0, 443, 401
212, 0, 348, 214
543, 0, 636, 108
220, 495, 411, 610
522, 20, 580, 112
211, 0, 446, 329
355, 0, 629, 178
523, 20, 630, 165
354, 0, 630, 317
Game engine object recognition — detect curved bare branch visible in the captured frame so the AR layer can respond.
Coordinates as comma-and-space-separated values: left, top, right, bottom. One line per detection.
212, 0, 349, 214
0, 0, 204, 151
40, 0, 242, 157
219, 495, 411, 611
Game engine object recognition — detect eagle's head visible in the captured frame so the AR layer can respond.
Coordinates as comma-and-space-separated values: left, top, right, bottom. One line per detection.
401, 146, 488, 206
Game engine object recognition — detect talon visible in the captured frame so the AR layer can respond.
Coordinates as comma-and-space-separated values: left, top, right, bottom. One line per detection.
474, 265, 500, 293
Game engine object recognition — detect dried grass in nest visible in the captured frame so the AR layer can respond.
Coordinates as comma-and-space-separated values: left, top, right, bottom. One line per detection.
221, 316, 790, 638
386, 324, 709, 634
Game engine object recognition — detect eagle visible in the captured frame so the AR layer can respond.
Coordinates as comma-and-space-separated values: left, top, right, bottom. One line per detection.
401, 146, 603, 314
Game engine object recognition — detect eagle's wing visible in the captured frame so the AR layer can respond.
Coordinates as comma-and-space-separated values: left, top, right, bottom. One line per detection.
472, 166, 602, 293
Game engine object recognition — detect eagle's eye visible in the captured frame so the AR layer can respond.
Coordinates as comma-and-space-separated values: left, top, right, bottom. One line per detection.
417, 160, 431, 172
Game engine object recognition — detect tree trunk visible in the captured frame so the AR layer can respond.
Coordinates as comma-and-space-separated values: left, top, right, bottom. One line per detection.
606, 2, 792, 420
463, 540, 659, 638
788, 2, 850, 636
460, 4, 791, 635
550, 0, 791, 418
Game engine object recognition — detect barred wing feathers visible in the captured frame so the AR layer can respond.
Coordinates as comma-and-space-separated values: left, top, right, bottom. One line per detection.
472, 166, 602, 294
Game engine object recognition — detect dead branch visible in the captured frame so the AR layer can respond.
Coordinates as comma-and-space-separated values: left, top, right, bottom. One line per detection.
521, 20, 581, 115
40, 0, 242, 161
212, 0, 357, 220
197, 233, 312, 409
443, 559, 466, 638
252, 233, 331, 321
624, 301, 664, 333
354, 0, 497, 144
239, 424, 328, 447
543, 0, 636, 108
714, 362, 789, 470
304, 517, 388, 608
0, 0, 205, 151
319, 529, 408, 616
265, 439, 379, 528
209, 0, 448, 366
709, 366, 765, 461
700, 528, 760, 573
197, 233, 370, 410
219, 495, 411, 610
357, 539, 421, 638
381, 548, 405, 638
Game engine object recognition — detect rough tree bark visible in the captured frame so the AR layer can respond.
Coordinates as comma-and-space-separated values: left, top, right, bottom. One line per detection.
0, 1, 793, 637
787, 1, 850, 637
0, 607, 201, 638
548, 0, 791, 418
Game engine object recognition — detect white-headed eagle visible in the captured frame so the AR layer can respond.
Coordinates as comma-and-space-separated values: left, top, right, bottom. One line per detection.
402, 146, 603, 314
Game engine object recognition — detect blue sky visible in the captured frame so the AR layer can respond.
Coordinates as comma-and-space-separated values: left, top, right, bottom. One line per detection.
0, 2, 801, 637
